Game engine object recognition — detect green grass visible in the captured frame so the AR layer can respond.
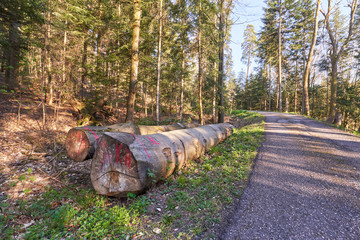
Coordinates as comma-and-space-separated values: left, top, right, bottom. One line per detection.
0, 110, 265, 239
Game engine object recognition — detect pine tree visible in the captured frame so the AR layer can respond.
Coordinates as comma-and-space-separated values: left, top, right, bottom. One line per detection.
241, 24, 257, 104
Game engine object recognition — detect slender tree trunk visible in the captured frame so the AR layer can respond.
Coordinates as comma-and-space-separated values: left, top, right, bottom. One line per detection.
213, 62, 217, 123
156, 0, 163, 124
277, 0, 282, 112
198, 1, 204, 125
218, 0, 225, 123
81, 38, 88, 99
294, 60, 298, 113
302, 0, 320, 116
245, 46, 251, 94
268, 64, 272, 111
6, 21, 20, 90
62, 24, 67, 91
46, 11, 53, 106
326, 73, 329, 116
180, 48, 185, 120
126, 0, 141, 122
141, 82, 148, 117
328, 56, 338, 122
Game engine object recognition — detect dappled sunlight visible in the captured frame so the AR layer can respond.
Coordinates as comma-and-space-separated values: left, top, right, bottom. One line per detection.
251, 112, 360, 210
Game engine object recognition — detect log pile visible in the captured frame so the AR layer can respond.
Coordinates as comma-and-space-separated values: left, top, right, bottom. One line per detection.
65, 122, 199, 161
90, 123, 233, 197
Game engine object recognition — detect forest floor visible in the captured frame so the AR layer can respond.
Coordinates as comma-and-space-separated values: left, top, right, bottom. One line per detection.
0, 79, 266, 239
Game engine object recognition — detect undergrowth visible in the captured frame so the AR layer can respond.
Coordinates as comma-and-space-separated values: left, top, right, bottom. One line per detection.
0, 110, 265, 239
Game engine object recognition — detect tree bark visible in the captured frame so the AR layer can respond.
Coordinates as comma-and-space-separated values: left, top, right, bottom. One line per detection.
213, 62, 217, 123
156, 0, 163, 124
126, 0, 141, 122
302, 0, 321, 116
180, 48, 185, 120
90, 123, 233, 196
218, 0, 225, 123
198, 1, 204, 125
6, 21, 21, 90
66, 122, 199, 162
81, 38, 88, 99
277, 0, 282, 112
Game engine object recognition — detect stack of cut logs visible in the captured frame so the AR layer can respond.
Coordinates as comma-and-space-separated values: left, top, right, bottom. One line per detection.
66, 121, 234, 197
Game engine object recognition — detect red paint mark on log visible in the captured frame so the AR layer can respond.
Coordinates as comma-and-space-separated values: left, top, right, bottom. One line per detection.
124, 147, 130, 168
147, 136, 160, 145
115, 143, 123, 164
130, 134, 151, 159
84, 127, 100, 144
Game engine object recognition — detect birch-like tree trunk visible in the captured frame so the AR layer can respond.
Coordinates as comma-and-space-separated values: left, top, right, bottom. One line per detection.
302, 0, 321, 116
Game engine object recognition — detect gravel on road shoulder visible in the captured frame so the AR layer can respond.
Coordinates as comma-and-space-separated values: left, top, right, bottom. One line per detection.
220, 112, 360, 240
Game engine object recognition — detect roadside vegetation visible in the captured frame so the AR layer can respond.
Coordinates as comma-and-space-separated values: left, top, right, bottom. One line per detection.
1, 110, 265, 239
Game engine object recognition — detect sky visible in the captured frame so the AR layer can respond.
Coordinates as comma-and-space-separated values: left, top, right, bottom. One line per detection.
229, 0, 353, 79
230, 0, 265, 76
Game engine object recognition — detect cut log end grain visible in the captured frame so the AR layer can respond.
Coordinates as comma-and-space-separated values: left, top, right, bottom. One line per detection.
91, 123, 234, 197
90, 133, 142, 197
65, 128, 92, 162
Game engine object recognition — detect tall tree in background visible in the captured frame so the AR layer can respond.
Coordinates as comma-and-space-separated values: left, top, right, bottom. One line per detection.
302, 0, 321, 116
241, 24, 257, 108
321, 0, 358, 123
126, 0, 142, 122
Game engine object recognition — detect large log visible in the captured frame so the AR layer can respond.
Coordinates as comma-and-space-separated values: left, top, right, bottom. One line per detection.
65, 122, 198, 161
90, 123, 233, 197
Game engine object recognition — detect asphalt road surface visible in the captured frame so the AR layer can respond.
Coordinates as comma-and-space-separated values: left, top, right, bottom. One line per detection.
221, 112, 360, 240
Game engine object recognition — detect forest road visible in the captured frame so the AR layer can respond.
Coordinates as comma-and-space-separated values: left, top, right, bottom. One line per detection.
220, 112, 360, 240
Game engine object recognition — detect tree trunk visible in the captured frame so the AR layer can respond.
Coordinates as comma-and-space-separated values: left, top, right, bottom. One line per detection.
246, 46, 251, 94
302, 0, 320, 116
327, 56, 338, 122
218, 0, 225, 123
285, 96, 289, 113
268, 64, 272, 111
180, 48, 185, 120
46, 11, 53, 106
66, 122, 199, 162
90, 123, 233, 196
198, 1, 204, 125
156, 0, 163, 124
277, 0, 282, 112
213, 62, 217, 123
81, 38, 88, 99
6, 21, 21, 89
126, 0, 141, 122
